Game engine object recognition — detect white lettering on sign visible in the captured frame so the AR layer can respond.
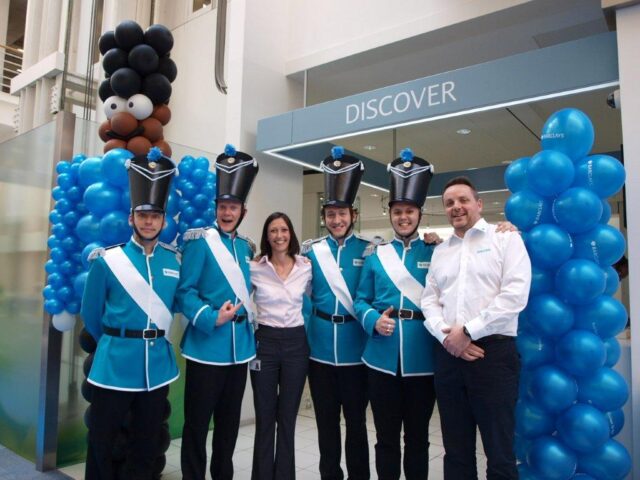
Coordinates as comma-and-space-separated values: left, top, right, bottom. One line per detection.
346, 81, 457, 125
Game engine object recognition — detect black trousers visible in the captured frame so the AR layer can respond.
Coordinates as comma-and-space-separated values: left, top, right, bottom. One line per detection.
181, 360, 248, 480
367, 368, 436, 480
434, 338, 520, 480
308, 360, 370, 480
250, 325, 309, 480
85, 385, 168, 480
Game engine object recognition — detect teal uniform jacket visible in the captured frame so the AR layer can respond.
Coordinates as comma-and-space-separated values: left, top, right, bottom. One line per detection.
354, 236, 436, 376
176, 224, 256, 365
81, 238, 181, 391
303, 233, 369, 365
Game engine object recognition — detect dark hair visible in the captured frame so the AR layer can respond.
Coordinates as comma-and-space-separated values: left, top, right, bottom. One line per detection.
443, 176, 480, 200
258, 212, 300, 260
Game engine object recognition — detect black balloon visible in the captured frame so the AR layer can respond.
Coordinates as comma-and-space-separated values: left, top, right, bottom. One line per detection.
142, 73, 172, 104
144, 24, 174, 56
128, 44, 159, 76
99, 30, 117, 54
110, 67, 142, 98
102, 48, 129, 75
157, 56, 177, 82
98, 79, 115, 102
114, 20, 144, 50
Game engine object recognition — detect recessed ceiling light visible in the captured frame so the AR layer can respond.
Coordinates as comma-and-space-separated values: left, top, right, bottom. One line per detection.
363, 145, 377, 150
467, 167, 479, 171
501, 160, 513, 164
370, 193, 379, 197
492, 201, 501, 205
456, 128, 471, 135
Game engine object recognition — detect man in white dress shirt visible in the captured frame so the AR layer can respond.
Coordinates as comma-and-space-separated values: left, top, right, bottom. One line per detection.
421, 176, 531, 480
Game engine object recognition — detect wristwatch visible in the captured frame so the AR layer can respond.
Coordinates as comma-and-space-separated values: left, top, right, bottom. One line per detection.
463, 326, 472, 339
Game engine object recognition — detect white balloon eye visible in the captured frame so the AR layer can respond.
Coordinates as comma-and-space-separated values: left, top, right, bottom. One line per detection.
126, 94, 154, 120
103, 96, 127, 119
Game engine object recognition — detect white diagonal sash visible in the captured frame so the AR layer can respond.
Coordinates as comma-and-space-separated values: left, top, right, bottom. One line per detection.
204, 228, 256, 319
312, 240, 356, 318
377, 243, 424, 308
103, 248, 173, 331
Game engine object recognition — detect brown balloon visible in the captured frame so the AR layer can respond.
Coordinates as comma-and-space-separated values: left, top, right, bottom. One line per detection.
140, 117, 163, 143
152, 104, 171, 126
110, 112, 138, 137
153, 139, 172, 158
127, 136, 153, 155
103, 138, 127, 153
98, 121, 111, 142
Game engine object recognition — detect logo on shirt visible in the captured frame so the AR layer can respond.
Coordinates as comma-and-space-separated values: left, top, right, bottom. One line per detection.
417, 262, 430, 269
476, 248, 491, 254
163, 268, 179, 278
353, 259, 364, 267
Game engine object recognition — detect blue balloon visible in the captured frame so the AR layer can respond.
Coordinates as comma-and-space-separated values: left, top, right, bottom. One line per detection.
62, 211, 80, 227
99, 211, 131, 245
556, 330, 606, 377
47, 235, 60, 250
603, 265, 620, 295
577, 439, 631, 480
181, 205, 197, 223
517, 464, 537, 480
203, 207, 216, 223
66, 301, 81, 314
574, 155, 626, 198
505, 190, 553, 231
81, 241, 105, 269
52, 222, 71, 240
527, 150, 575, 197
75, 213, 103, 243
69, 162, 80, 181
55, 198, 73, 214
574, 296, 627, 339
517, 331, 555, 369
192, 193, 209, 210
557, 403, 609, 453
600, 199, 611, 224
84, 182, 122, 216
515, 400, 556, 438
66, 186, 83, 203
50, 247, 68, 264
52, 186, 65, 201
526, 224, 573, 269
527, 435, 577, 480
73, 271, 89, 298
57, 172, 75, 190
178, 220, 189, 234
570, 474, 596, 480
101, 148, 133, 187
603, 337, 621, 368
121, 189, 131, 211
47, 273, 65, 289
44, 259, 58, 274
43, 285, 57, 300
552, 187, 602, 234
202, 184, 215, 199
528, 365, 577, 413
191, 218, 207, 228
604, 408, 624, 437
515, 435, 532, 464
44, 298, 64, 315
191, 168, 208, 186
78, 156, 104, 188
49, 210, 62, 225
178, 156, 195, 176
530, 266, 554, 296
527, 294, 574, 338
555, 259, 605, 305
573, 225, 626, 267
60, 236, 81, 253
181, 181, 197, 199
577, 367, 629, 411
159, 216, 178, 243
541, 108, 594, 161
58, 260, 75, 276
166, 192, 180, 216
57, 286, 74, 303
56, 161, 71, 174
194, 156, 210, 171
504, 157, 529, 193
72, 153, 86, 164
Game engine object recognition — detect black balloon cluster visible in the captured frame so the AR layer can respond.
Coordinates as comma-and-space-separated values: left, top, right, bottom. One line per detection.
98, 20, 177, 106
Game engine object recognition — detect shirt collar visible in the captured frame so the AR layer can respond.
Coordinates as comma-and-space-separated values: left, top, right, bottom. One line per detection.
450, 217, 488, 243
392, 232, 420, 248
129, 236, 158, 255
327, 231, 354, 247
214, 221, 236, 239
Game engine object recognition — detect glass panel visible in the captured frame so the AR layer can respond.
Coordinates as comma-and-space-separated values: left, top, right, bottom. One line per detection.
0, 121, 56, 462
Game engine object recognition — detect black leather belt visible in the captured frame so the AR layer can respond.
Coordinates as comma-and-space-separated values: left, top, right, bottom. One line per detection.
103, 326, 165, 339
475, 334, 514, 344
313, 308, 356, 324
232, 314, 247, 323
390, 309, 425, 320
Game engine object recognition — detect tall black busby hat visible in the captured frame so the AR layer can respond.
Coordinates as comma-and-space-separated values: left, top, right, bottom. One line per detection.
388, 148, 434, 208
321, 146, 364, 208
127, 147, 176, 212
215, 144, 259, 203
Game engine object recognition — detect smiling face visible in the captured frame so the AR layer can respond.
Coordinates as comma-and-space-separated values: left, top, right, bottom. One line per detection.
323, 206, 355, 239
443, 184, 483, 236
216, 199, 244, 233
130, 210, 165, 242
389, 202, 421, 237
267, 217, 291, 255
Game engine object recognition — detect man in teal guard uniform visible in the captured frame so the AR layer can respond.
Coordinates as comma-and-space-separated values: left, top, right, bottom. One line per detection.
354, 148, 437, 480
82, 147, 180, 480
177, 144, 259, 480
302, 146, 370, 480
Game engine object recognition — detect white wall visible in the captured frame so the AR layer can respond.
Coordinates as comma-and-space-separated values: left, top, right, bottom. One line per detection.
286, 0, 533, 75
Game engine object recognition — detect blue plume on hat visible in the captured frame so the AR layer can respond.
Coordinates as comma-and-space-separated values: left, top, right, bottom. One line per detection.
400, 148, 414, 162
224, 144, 237, 157
147, 146, 163, 161
331, 145, 344, 160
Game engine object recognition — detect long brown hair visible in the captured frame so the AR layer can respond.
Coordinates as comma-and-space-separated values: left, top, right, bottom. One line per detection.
258, 212, 300, 260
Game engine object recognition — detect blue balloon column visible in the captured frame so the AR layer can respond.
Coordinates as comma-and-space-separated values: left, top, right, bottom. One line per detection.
42, 149, 215, 331
506, 108, 631, 480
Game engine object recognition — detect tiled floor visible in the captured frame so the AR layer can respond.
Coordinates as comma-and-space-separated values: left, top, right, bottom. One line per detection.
60, 400, 488, 480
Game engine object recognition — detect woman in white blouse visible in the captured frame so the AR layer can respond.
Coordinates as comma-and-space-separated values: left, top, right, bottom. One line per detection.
249, 212, 312, 480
